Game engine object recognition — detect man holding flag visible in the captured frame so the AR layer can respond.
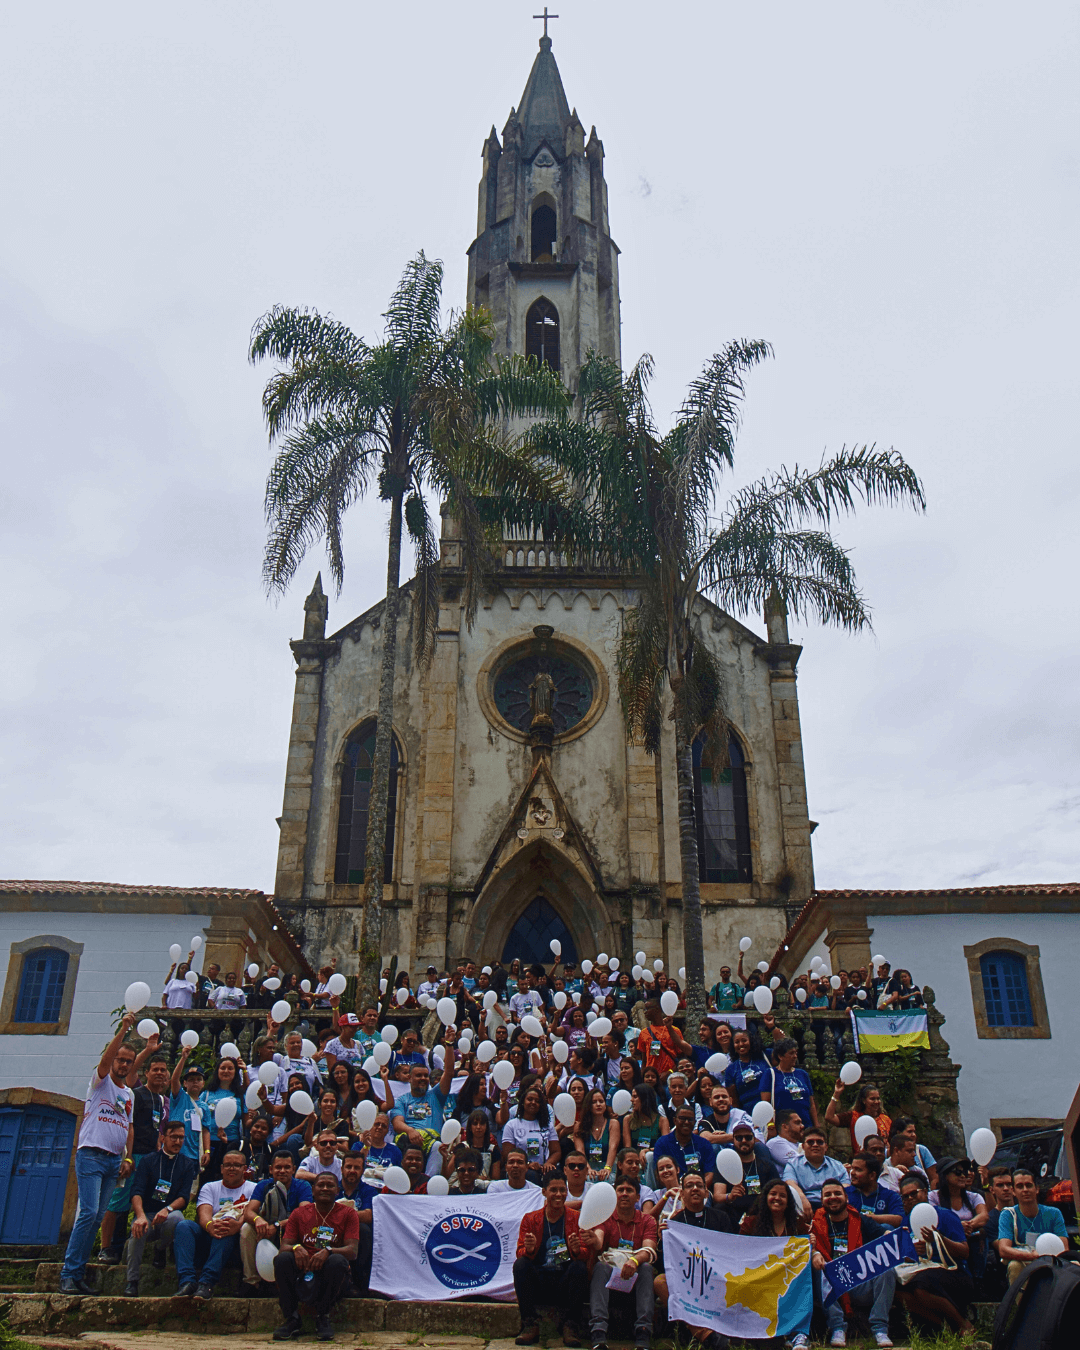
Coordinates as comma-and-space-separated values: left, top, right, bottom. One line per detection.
812, 1178, 899, 1347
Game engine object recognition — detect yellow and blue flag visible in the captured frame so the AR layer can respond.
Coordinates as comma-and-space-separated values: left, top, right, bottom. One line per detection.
851, 1009, 930, 1053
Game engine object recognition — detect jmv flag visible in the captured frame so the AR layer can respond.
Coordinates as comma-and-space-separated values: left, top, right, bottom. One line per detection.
663, 1223, 812, 1340
851, 1009, 930, 1053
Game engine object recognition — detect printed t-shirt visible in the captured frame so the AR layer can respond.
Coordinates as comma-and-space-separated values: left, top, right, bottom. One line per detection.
282, 1200, 361, 1253
300, 1151, 344, 1181
697, 1108, 755, 1140
200, 1088, 243, 1143
772, 1069, 815, 1126
540, 1215, 569, 1269
78, 1073, 135, 1153
723, 1059, 773, 1113
766, 1136, 802, 1169
130, 1085, 167, 1154
324, 1036, 363, 1066
710, 981, 744, 1011
169, 1091, 211, 1160
208, 984, 247, 1009
356, 1030, 380, 1059
653, 1131, 716, 1179
163, 978, 194, 1009
836, 1108, 891, 1152
392, 1085, 449, 1133
846, 1182, 905, 1219
196, 1178, 256, 1218
502, 1115, 559, 1165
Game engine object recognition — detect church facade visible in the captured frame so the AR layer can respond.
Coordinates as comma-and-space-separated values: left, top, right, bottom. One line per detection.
271, 35, 818, 977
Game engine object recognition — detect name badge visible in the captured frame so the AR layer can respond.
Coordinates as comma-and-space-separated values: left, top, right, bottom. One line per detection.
548, 1237, 569, 1265
154, 1178, 171, 1199
314, 1225, 335, 1245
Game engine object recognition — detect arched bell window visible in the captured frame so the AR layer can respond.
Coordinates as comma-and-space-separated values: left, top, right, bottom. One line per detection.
692, 733, 752, 883
502, 897, 577, 965
525, 298, 560, 373
531, 203, 557, 261
334, 723, 402, 885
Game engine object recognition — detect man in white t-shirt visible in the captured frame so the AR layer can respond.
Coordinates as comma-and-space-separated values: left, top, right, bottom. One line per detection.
487, 1147, 541, 1193
615, 1148, 659, 1211
208, 971, 247, 1010
172, 1152, 257, 1299
417, 966, 442, 1002
765, 1109, 805, 1170
297, 1132, 345, 1185
60, 1013, 138, 1293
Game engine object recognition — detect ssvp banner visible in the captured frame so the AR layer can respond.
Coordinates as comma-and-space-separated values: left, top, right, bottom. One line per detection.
662, 1221, 812, 1341
370, 1188, 544, 1301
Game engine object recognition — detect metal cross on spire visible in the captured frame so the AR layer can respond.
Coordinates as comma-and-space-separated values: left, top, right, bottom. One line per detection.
533, 7, 559, 38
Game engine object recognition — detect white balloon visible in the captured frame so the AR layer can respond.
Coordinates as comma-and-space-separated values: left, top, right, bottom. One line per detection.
246, 1081, 264, 1110
181, 1029, 200, 1049
492, 1059, 516, 1090
653, 959, 664, 972
395, 987, 409, 1005
520, 1015, 544, 1038
553, 991, 567, 1010
301, 1039, 317, 1059
810, 957, 823, 971
769, 976, 781, 990
871, 954, 886, 969
609, 958, 620, 971
169, 943, 182, 962
437, 998, 457, 1026
631, 965, 643, 981
214, 1097, 237, 1129
611, 1089, 633, 1116
757, 961, 769, 973
580, 960, 593, 975
909, 1202, 939, 1240
263, 977, 281, 991
353, 1100, 377, 1132
363, 1056, 379, 1075
550, 939, 562, 957
258, 1061, 279, 1086
554, 1093, 577, 1127
247, 964, 259, 979
636, 951, 647, 966
482, 966, 492, 975
441, 1118, 462, 1144
571, 992, 581, 1003
716, 1148, 743, 1185
857, 990, 867, 1001
552, 1040, 569, 1063
373, 1042, 392, 1065
679, 967, 686, 980
426, 1173, 450, 1196
457, 1037, 471, 1053
660, 990, 679, 1016
839, 1061, 863, 1086
379, 979, 387, 994
705, 1053, 729, 1074
432, 1049, 445, 1067
289, 1090, 314, 1116
327, 973, 347, 996
830, 976, 842, 990
743, 992, 755, 1007
597, 953, 609, 965
476, 1040, 496, 1062
854, 1114, 879, 1147
753, 987, 773, 1013
795, 988, 808, 1003
1035, 1232, 1066, 1256
191, 936, 203, 950
300, 980, 311, 993
590, 1017, 612, 1038
383, 1166, 411, 1194
641, 969, 655, 984
578, 1181, 617, 1229
255, 1237, 278, 1281
739, 937, 752, 952
381, 1024, 399, 1044
969, 1127, 998, 1167
752, 1101, 775, 1130
271, 1000, 292, 1024
483, 990, 498, 1009
218, 1042, 239, 1060
124, 982, 151, 1013
137, 1018, 159, 1040
185, 971, 198, 985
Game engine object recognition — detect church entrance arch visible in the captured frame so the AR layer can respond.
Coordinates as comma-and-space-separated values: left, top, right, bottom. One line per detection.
502, 897, 577, 966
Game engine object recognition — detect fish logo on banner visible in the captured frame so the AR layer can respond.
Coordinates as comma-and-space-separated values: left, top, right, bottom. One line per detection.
424, 1213, 502, 1291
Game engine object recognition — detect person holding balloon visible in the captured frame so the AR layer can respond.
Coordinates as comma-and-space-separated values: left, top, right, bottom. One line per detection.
200, 1055, 249, 1181
897, 1170, 976, 1337
722, 1026, 773, 1115
168, 1044, 212, 1169
236, 1148, 313, 1297
992, 1167, 1069, 1283
387, 1026, 458, 1165
162, 954, 197, 1009
826, 1078, 892, 1153
638, 997, 693, 1079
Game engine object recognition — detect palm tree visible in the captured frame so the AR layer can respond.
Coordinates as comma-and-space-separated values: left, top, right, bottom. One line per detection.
526, 343, 925, 1026
249, 253, 572, 1005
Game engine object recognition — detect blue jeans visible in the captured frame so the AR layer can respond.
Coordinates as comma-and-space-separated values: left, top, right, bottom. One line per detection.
173, 1220, 240, 1289
824, 1269, 897, 1335
61, 1148, 123, 1280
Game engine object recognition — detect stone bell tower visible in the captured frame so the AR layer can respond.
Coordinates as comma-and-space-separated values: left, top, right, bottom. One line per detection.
466, 31, 621, 392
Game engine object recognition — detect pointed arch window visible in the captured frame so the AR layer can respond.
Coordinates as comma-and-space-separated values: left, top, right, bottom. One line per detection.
502, 897, 577, 965
334, 723, 401, 885
692, 734, 752, 883
525, 298, 560, 373
531, 203, 557, 261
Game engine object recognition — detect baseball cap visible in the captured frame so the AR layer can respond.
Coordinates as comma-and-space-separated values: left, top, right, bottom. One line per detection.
427, 965, 437, 972
338, 1013, 360, 1027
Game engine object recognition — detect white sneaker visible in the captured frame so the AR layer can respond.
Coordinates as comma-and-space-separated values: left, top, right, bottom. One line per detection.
830, 1334, 847, 1348
874, 1336, 894, 1348
788, 1337, 809, 1349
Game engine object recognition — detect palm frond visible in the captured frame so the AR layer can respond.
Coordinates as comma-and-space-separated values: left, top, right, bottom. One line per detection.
615, 593, 669, 755
404, 492, 440, 668
383, 252, 444, 352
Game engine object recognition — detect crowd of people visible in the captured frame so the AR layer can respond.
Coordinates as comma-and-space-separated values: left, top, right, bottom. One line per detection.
57, 950, 1068, 1347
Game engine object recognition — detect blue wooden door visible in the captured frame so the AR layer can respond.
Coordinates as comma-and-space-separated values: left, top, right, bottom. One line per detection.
0, 1106, 76, 1244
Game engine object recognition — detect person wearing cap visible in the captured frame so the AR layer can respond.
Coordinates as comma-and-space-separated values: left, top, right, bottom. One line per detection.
324, 1015, 363, 1073
715, 1121, 779, 1218
560, 961, 583, 996
354, 1006, 381, 1059
169, 1043, 212, 1167
418, 966, 441, 1002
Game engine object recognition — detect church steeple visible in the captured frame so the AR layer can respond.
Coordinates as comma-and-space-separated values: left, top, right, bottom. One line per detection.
466, 30, 621, 392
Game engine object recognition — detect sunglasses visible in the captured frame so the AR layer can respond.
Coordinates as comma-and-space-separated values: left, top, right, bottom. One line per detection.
565, 1161, 587, 1169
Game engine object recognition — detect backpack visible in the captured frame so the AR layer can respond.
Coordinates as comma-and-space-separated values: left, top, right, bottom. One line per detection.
991, 1256, 1080, 1350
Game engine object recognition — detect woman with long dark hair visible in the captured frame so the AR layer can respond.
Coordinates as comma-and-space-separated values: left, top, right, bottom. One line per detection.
200, 1056, 248, 1181
265, 1071, 314, 1167
500, 1083, 559, 1180
741, 1177, 808, 1236
623, 1083, 670, 1151
607, 1056, 642, 1106
723, 1027, 773, 1114
453, 1072, 498, 1133
826, 1080, 891, 1152
574, 1087, 619, 1179
612, 970, 640, 1014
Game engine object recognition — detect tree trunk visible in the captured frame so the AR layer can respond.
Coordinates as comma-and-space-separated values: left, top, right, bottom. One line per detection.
358, 487, 404, 1010
674, 719, 708, 1032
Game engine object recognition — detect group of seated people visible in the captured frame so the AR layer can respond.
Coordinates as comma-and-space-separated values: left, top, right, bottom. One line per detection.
63, 954, 1067, 1347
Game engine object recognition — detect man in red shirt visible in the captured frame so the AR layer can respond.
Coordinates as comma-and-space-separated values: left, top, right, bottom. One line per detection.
513, 1170, 591, 1346
273, 1172, 360, 1342
578, 1177, 658, 1350
637, 1001, 692, 1080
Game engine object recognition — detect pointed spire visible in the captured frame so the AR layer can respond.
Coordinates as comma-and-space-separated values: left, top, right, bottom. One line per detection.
303, 573, 328, 641
518, 34, 572, 160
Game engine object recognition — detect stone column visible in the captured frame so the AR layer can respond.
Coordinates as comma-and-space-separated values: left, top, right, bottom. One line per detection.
273, 577, 338, 903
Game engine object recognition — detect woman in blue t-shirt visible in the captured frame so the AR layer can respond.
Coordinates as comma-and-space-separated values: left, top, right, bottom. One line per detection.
200, 1056, 248, 1180
723, 1028, 773, 1114
769, 1038, 818, 1128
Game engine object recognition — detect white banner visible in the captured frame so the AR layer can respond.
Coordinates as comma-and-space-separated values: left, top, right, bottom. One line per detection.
370, 1188, 544, 1301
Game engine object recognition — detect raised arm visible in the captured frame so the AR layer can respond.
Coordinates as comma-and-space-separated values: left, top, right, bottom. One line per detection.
98, 1013, 136, 1082
126, 1030, 162, 1087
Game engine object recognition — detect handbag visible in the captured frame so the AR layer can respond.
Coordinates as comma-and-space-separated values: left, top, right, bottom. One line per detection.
895, 1229, 958, 1285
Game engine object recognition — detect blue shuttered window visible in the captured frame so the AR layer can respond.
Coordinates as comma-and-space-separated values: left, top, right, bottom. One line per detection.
980, 951, 1033, 1027
14, 949, 69, 1023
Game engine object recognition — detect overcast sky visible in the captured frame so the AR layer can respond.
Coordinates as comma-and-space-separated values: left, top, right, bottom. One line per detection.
2, 1, 1077, 895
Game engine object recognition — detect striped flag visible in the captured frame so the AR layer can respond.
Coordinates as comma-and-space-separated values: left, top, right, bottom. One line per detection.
850, 1009, 930, 1053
